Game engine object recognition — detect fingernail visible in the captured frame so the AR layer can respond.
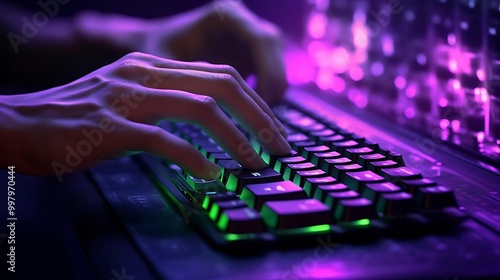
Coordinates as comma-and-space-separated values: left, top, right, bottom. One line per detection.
205, 162, 222, 180
277, 134, 291, 154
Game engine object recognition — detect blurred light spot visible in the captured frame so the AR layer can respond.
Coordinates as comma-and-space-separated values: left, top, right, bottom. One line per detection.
477, 131, 485, 143
316, 68, 333, 90
474, 87, 488, 103
331, 76, 346, 92
353, 50, 367, 63
348, 89, 368, 108
382, 35, 394, 57
405, 83, 417, 98
353, 9, 366, 23
308, 13, 328, 39
285, 50, 315, 85
371, 62, 384, 76
447, 33, 456, 45
449, 59, 458, 73
451, 79, 461, 91
405, 11, 416, 21
417, 53, 427, 65
349, 66, 364, 81
313, 0, 330, 11
394, 76, 407, 89
330, 47, 350, 73
307, 41, 326, 55
489, 27, 497, 36
352, 23, 369, 49
460, 21, 469, 30
476, 69, 485, 81
404, 107, 416, 119
451, 119, 461, 132
439, 97, 448, 107
440, 119, 450, 129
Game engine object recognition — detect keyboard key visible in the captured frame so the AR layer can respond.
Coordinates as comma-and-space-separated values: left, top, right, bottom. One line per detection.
209, 200, 247, 221
240, 181, 307, 210
191, 137, 217, 150
310, 151, 341, 166
217, 208, 266, 233
344, 147, 373, 161
381, 167, 422, 184
200, 145, 224, 157
310, 129, 336, 138
283, 162, 315, 181
416, 186, 458, 210
321, 157, 352, 173
208, 152, 232, 163
302, 145, 330, 161
357, 153, 386, 167
287, 133, 309, 143
324, 190, 361, 209
331, 140, 361, 153
334, 197, 378, 222
387, 152, 405, 164
401, 178, 438, 194
303, 176, 337, 196
377, 192, 416, 216
362, 182, 401, 202
344, 171, 385, 192
226, 167, 283, 194
319, 135, 345, 145
218, 159, 241, 184
261, 149, 298, 167
369, 160, 399, 172
186, 176, 226, 192
331, 164, 364, 180
202, 191, 238, 210
293, 169, 327, 186
291, 141, 316, 153
274, 156, 307, 173
260, 199, 332, 229
313, 183, 349, 202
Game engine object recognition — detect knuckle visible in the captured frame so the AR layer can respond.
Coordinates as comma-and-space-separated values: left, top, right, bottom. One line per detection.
217, 73, 240, 92
191, 95, 220, 120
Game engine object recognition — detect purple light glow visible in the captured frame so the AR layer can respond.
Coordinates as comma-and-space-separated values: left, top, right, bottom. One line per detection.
285, 50, 315, 85
370, 62, 384, 76
476, 69, 486, 81
330, 47, 350, 73
449, 59, 458, 73
352, 23, 369, 49
394, 76, 407, 89
405, 83, 417, 98
404, 107, 416, 119
316, 68, 334, 90
308, 13, 328, 39
439, 98, 448, 108
349, 66, 364, 81
348, 89, 368, 108
447, 33, 456, 45
416, 53, 427, 65
331, 76, 346, 92
451, 79, 461, 91
440, 119, 450, 129
382, 35, 394, 57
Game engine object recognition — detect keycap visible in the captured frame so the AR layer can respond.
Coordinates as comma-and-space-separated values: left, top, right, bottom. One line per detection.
287, 133, 309, 143
202, 191, 238, 210
313, 183, 349, 202
324, 190, 361, 209
217, 208, 266, 233
377, 192, 416, 216
200, 145, 224, 157
260, 199, 332, 229
225, 167, 283, 194
344, 147, 373, 161
319, 135, 345, 145
240, 181, 307, 210
334, 197, 378, 222
186, 176, 226, 193
381, 167, 422, 184
283, 162, 315, 181
357, 153, 386, 167
293, 169, 327, 186
291, 141, 316, 153
369, 160, 399, 172
416, 186, 458, 210
191, 137, 217, 150
208, 152, 232, 163
303, 176, 337, 196
261, 149, 298, 167
274, 156, 307, 174
362, 182, 401, 202
344, 171, 385, 192
331, 140, 361, 153
218, 159, 241, 184
302, 145, 330, 161
310, 151, 341, 166
310, 129, 336, 138
401, 178, 438, 194
387, 152, 405, 164
321, 157, 352, 173
209, 200, 247, 221
331, 164, 364, 180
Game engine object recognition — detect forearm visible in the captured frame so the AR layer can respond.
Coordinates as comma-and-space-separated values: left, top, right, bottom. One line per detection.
0, 95, 22, 169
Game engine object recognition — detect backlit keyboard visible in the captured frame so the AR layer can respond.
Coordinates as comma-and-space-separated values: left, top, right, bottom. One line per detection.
138, 105, 468, 249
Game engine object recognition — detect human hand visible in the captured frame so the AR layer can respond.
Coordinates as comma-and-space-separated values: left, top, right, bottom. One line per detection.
76, 0, 287, 105
0, 52, 290, 180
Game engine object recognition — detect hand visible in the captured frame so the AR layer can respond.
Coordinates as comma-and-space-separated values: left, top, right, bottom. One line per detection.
75, 0, 287, 105
0, 52, 290, 180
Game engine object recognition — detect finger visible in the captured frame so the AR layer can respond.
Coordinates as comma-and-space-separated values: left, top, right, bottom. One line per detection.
129, 65, 290, 155
122, 89, 267, 170
134, 52, 288, 138
123, 121, 221, 180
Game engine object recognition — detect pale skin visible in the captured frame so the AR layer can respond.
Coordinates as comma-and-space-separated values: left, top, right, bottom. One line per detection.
0, 1, 291, 180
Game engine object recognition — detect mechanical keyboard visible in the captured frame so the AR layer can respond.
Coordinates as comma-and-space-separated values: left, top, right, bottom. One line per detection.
129, 104, 469, 250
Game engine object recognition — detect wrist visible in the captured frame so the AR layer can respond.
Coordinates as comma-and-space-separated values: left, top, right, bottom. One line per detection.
0, 96, 22, 169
